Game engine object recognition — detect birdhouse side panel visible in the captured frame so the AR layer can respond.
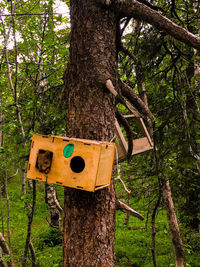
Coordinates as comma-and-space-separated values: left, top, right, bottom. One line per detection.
95, 143, 115, 189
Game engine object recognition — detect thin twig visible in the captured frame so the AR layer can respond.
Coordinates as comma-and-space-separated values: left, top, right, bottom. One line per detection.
4, 171, 11, 250
7, 169, 18, 181
114, 162, 131, 194
0, 12, 63, 17
151, 185, 161, 267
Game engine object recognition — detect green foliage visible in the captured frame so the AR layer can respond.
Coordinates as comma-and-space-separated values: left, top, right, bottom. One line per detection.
1, 170, 200, 266
34, 227, 62, 266
115, 211, 174, 266
118, 0, 200, 238
1, 175, 63, 266
1, 255, 11, 263
37, 228, 62, 250
0, 0, 69, 198
0, 0, 200, 266
36, 245, 62, 267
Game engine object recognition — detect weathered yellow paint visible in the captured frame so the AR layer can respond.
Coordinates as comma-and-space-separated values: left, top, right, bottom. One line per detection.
27, 134, 115, 192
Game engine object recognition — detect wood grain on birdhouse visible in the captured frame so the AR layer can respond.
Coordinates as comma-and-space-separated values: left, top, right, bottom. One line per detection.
27, 134, 115, 192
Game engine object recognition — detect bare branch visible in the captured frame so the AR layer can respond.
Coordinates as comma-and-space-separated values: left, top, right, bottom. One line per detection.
7, 169, 18, 181
114, 163, 131, 193
114, 0, 200, 51
105, 79, 118, 96
105, 79, 140, 117
120, 18, 131, 36
162, 180, 186, 266
28, 241, 37, 267
120, 44, 138, 64
116, 200, 144, 221
0, 232, 14, 267
119, 80, 154, 119
0, 13, 62, 17
115, 177, 131, 194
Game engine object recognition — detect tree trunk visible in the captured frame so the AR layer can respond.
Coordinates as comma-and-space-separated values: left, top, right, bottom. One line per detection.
63, 1, 117, 265
162, 180, 186, 267
0, 247, 8, 267
46, 184, 63, 231
0, 232, 14, 267
4, 173, 11, 251
22, 181, 36, 267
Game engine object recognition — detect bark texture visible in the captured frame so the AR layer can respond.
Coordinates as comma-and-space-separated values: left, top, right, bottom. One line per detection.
162, 180, 186, 267
63, 1, 117, 266
46, 184, 63, 230
0, 232, 14, 267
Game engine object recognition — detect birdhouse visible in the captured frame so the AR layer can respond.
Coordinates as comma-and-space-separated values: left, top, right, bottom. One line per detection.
115, 112, 153, 161
27, 134, 115, 192
104, 79, 153, 162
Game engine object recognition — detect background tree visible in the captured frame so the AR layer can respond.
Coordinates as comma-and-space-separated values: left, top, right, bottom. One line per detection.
63, 0, 200, 266
0, 0, 69, 264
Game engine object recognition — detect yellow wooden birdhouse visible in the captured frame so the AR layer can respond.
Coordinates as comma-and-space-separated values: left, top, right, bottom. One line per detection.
26, 134, 115, 192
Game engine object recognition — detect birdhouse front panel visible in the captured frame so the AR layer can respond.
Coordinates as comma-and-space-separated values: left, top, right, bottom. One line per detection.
27, 134, 115, 192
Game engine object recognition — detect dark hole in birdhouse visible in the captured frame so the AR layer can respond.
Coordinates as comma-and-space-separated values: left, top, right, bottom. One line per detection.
70, 156, 85, 173
36, 150, 53, 174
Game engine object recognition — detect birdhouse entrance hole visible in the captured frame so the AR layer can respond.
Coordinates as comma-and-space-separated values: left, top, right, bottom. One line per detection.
70, 156, 85, 173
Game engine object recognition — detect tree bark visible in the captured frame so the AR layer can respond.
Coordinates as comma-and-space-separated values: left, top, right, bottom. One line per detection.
162, 180, 186, 267
4, 173, 11, 251
46, 184, 63, 231
22, 181, 36, 267
0, 247, 8, 267
0, 232, 14, 267
63, 1, 117, 266
28, 242, 36, 267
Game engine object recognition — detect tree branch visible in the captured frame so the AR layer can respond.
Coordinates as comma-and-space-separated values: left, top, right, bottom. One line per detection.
7, 169, 18, 181
120, 44, 138, 64
22, 181, 36, 267
120, 17, 131, 37
119, 80, 154, 119
0, 232, 14, 267
105, 79, 141, 117
28, 241, 37, 267
114, 0, 200, 51
116, 200, 144, 221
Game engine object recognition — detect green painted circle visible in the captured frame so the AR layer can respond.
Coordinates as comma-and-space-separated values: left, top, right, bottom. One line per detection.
63, 143, 74, 158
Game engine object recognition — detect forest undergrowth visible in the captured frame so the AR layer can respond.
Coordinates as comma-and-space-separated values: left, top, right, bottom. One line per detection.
1, 175, 200, 267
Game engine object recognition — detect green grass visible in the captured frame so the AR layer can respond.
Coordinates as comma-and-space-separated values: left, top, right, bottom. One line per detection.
0, 176, 200, 266
1, 176, 63, 266
115, 211, 174, 267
